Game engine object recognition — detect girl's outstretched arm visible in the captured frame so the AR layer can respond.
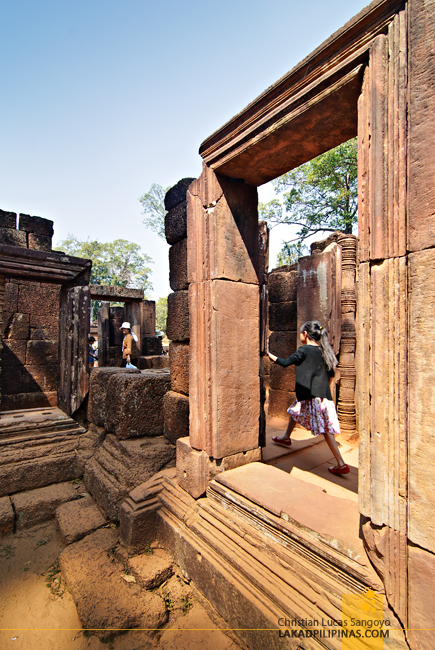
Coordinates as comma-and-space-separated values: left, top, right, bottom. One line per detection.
266, 343, 277, 363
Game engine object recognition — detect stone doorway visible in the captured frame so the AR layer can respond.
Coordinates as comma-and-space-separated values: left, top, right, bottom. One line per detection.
165, 0, 432, 646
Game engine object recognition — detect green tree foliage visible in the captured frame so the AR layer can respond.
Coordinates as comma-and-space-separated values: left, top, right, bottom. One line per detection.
276, 241, 310, 267
156, 296, 168, 335
259, 138, 358, 262
54, 235, 153, 320
139, 183, 169, 239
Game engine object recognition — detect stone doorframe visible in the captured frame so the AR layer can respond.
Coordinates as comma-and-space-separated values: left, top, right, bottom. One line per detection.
177, 0, 435, 644
0, 245, 92, 415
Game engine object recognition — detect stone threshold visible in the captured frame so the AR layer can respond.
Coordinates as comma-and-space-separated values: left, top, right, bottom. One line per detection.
0, 407, 85, 441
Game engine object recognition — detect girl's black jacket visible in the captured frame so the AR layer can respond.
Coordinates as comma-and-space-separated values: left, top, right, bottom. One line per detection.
275, 344, 334, 401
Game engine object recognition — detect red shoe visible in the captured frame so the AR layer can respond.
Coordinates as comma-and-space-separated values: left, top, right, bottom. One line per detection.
328, 464, 350, 475
272, 436, 292, 448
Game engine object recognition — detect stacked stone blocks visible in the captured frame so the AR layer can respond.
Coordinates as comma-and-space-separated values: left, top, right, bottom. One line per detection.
163, 179, 194, 445
1, 278, 60, 410
0, 210, 53, 252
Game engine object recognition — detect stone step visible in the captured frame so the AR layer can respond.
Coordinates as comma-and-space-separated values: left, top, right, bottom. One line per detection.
127, 548, 173, 589
59, 527, 168, 641
12, 481, 79, 530
56, 495, 109, 544
0, 407, 87, 497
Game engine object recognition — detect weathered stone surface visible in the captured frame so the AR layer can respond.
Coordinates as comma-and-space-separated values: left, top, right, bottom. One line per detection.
105, 371, 171, 439
12, 482, 77, 530
408, 0, 435, 253
408, 543, 435, 650
268, 301, 297, 332
87, 367, 141, 427
361, 520, 408, 622
1, 339, 26, 365
127, 548, 173, 589
56, 496, 108, 544
169, 341, 189, 395
59, 528, 168, 638
89, 285, 143, 301
142, 336, 163, 356
119, 470, 179, 554
208, 448, 262, 481
0, 391, 57, 411
165, 201, 187, 244
140, 355, 170, 370
268, 269, 297, 303
189, 280, 259, 458
84, 435, 175, 520
169, 238, 188, 291
76, 423, 107, 471
4, 280, 18, 313
187, 170, 259, 285
166, 291, 189, 342
140, 299, 155, 337
18, 213, 54, 236
163, 391, 189, 443
3, 313, 29, 339
0, 496, 14, 535
18, 281, 60, 317
0, 227, 27, 248
268, 331, 297, 358
29, 313, 59, 335
409, 249, 435, 552
268, 388, 296, 419
29, 327, 56, 340
0, 209, 16, 229
0, 366, 25, 394
164, 178, 195, 212
269, 363, 295, 392
28, 233, 52, 251
0, 408, 85, 495
26, 340, 57, 365
297, 244, 342, 354
176, 437, 209, 498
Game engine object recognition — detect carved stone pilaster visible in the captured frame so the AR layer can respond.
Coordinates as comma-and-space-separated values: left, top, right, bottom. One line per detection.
337, 234, 357, 441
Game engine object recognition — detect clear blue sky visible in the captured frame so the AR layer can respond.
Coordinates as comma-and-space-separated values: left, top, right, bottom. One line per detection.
0, 0, 369, 299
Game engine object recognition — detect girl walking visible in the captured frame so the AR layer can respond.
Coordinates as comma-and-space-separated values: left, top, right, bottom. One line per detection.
266, 320, 349, 475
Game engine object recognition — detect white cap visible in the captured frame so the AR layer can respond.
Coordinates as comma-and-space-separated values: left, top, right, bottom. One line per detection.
120, 322, 131, 330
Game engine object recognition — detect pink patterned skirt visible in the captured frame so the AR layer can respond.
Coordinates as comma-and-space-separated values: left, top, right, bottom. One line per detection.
287, 398, 341, 436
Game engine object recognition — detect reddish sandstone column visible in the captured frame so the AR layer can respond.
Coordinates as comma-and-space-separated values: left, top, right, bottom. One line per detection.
357, 13, 409, 635
177, 164, 262, 497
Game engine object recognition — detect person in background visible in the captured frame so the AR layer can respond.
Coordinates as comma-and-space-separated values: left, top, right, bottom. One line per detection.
119, 321, 139, 368
88, 336, 97, 368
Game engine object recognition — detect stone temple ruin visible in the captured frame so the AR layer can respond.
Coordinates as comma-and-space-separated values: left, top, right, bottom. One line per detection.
1, 0, 435, 648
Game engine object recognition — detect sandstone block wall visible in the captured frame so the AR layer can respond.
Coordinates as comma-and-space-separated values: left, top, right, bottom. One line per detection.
163, 178, 194, 443
0, 210, 53, 252
1, 278, 60, 410
267, 265, 297, 418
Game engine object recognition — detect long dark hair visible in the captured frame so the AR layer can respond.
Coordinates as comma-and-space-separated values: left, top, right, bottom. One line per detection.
300, 320, 338, 371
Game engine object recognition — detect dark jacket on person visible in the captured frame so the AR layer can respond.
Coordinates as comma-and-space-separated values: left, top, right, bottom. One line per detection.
276, 344, 334, 401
